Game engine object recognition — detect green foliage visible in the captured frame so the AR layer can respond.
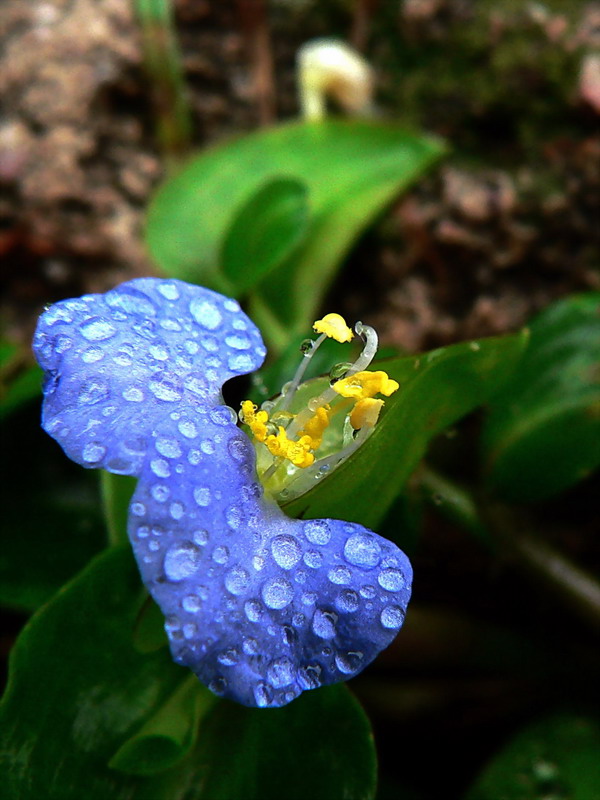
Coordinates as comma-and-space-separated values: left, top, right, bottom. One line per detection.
483, 293, 600, 502
146, 119, 444, 341
284, 330, 529, 531
465, 714, 600, 800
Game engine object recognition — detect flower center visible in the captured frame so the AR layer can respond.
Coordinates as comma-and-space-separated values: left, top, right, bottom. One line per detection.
240, 314, 398, 502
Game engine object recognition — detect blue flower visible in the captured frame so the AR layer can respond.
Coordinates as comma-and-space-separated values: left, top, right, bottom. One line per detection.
33, 278, 412, 708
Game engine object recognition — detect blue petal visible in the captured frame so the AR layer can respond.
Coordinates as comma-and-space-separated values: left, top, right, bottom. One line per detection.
34, 277, 413, 708
33, 278, 266, 475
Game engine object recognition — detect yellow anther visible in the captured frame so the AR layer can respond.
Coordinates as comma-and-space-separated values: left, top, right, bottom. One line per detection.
240, 400, 269, 443
313, 313, 354, 343
299, 405, 331, 450
350, 398, 384, 430
333, 370, 399, 399
265, 427, 315, 468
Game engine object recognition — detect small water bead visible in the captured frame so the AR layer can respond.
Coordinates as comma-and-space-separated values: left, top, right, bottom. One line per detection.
102, 405, 117, 417
151, 459, 170, 478
252, 555, 265, 571
232, 316, 246, 329
148, 539, 160, 552
82, 442, 106, 464
282, 625, 296, 645
243, 637, 259, 655
344, 532, 382, 568
193, 529, 209, 546
226, 505, 242, 530
228, 353, 254, 372
123, 437, 147, 455
159, 318, 182, 332
182, 594, 202, 613
254, 682, 272, 708
297, 664, 322, 690
225, 333, 252, 350
169, 502, 185, 520
123, 386, 144, 402
335, 651, 364, 675
335, 589, 360, 613
81, 347, 104, 363
360, 585, 376, 599
224, 566, 250, 595
194, 487, 211, 507
190, 298, 222, 330
380, 606, 405, 629
106, 287, 157, 316
294, 570, 307, 584
218, 648, 239, 666
178, 420, 198, 439
131, 502, 146, 517
80, 317, 117, 341
208, 677, 227, 695
78, 380, 109, 405
155, 437, 182, 459
267, 658, 294, 688
303, 551, 323, 569
377, 568, 405, 592
244, 600, 264, 622
304, 520, 331, 546
200, 439, 215, 455
136, 526, 150, 539
151, 485, 170, 503
262, 577, 294, 609
164, 541, 201, 581
212, 545, 230, 565
149, 376, 182, 402
301, 591, 317, 606
157, 282, 180, 301
271, 535, 302, 570
184, 340, 199, 355
182, 623, 197, 640
211, 406, 237, 426
328, 566, 351, 585
228, 437, 250, 463
149, 344, 169, 361
312, 609, 337, 639
188, 449, 202, 466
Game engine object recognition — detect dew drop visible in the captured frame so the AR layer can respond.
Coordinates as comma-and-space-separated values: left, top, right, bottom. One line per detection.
212, 545, 230, 565
380, 605, 405, 629
80, 317, 117, 341
218, 648, 239, 666
335, 589, 360, 613
243, 637, 259, 655
190, 298, 222, 330
225, 333, 251, 350
164, 541, 201, 581
301, 591, 317, 606
131, 502, 146, 517
151, 459, 170, 478
193, 529, 209, 546
151, 484, 169, 502
208, 677, 227, 695
149, 344, 169, 361
228, 437, 250, 464
78, 380, 109, 405
81, 347, 104, 363
303, 550, 323, 569
169, 501, 185, 520
200, 439, 215, 455
262, 577, 293, 609
228, 353, 254, 372
226, 505, 241, 530
178, 420, 198, 439
123, 386, 144, 402
360, 584, 376, 599
344, 531, 382, 568
155, 438, 182, 459
328, 565, 351, 585
149, 377, 182, 402
183, 623, 197, 640
378, 568, 405, 592
312, 609, 337, 639
182, 594, 202, 613
194, 487, 211, 507
106, 288, 157, 316
157, 282, 180, 300
271, 535, 302, 570
244, 599, 263, 622
267, 657, 294, 688
335, 650, 364, 674
297, 664, 322, 690
253, 682, 272, 707
82, 442, 106, 464
304, 520, 331, 545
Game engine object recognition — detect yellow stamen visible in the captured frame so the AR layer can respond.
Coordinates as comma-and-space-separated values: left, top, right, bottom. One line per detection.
333, 370, 399, 400
350, 398, 384, 430
298, 405, 331, 450
240, 400, 270, 443
265, 427, 315, 468
313, 313, 353, 343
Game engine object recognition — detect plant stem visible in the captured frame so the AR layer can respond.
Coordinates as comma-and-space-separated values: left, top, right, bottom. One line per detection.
135, 0, 193, 171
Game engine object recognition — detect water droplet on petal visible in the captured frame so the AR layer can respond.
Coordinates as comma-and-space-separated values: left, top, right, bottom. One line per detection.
149, 376, 182, 402
378, 568, 405, 592
303, 551, 323, 569
164, 541, 201, 581
262, 577, 293, 609
335, 651, 364, 674
225, 333, 251, 350
106, 288, 157, 316
297, 664, 322, 689
78, 380, 109, 405
271, 535, 302, 570
82, 442, 106, 464
80, 317, 117, 341
328, 566, 351, 585
380, 605, 405, 629
335, 589, 360, 613
123, 386, 144, 402
182, 594, 202, 613
312, 608, 337, 639
157, 282, 180, 300
304, 520, 331, 545
212, 545, 230, 565
244, 599, 263, 622
253, 682, 272, 707
194, 487, 211, 507
178, 420, 198, 439
267, 658, 294, 688
81, 347, 104, 363
344, 531, 382, 568
190, 298, 222, 330
218, 648, 239, 666
155, 438, 182, 459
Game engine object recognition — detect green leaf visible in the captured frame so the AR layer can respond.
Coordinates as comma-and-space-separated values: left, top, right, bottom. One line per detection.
0, 410, 105, 612
283, 331, 528, 531
109, 675, 216, 776
0, 546, 192, 799
146, 119, 445, 332
100, 471, 137, 547
465, 714, 600, 800
194, 684, 377, 800
0, 341, 42, 419
482, 293, 600, 502
221, 177, 310, 295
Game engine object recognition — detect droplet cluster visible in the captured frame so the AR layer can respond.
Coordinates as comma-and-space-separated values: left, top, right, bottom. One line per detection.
33, 277, 413, 708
